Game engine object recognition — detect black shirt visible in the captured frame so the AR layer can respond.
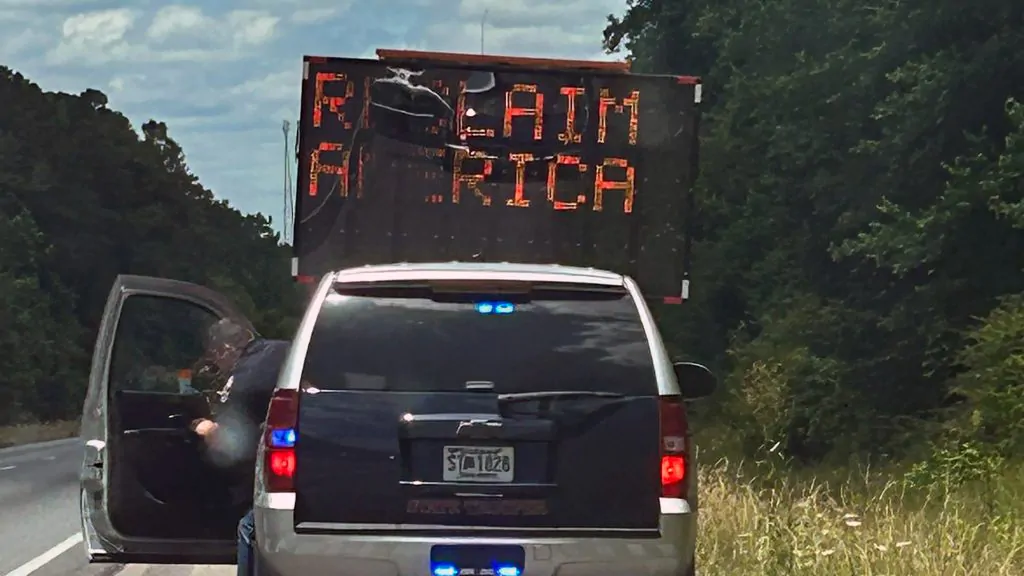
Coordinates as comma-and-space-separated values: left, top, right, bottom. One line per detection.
207, 338, 290, 470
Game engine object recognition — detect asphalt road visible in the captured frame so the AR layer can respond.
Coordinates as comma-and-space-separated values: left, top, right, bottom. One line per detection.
0, 439, 230, 576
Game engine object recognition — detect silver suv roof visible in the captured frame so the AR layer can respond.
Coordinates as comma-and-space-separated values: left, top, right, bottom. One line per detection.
331, 262, 626, 286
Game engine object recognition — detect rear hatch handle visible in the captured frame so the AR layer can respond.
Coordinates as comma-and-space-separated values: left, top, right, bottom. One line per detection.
400, 414, 555, 441
497, 391, 626, 402
455, 418, 504, 439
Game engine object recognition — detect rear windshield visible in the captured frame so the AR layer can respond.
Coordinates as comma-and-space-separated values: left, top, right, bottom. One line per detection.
301, 285, 657, 395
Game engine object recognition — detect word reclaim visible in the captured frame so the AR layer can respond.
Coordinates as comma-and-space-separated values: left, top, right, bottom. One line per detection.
307, 72, 642, 214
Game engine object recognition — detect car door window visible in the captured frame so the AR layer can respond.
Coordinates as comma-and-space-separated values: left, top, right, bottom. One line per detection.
109, 295, 221, 395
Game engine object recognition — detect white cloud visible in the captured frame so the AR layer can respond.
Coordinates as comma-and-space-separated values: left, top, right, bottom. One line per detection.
226, 10, 279, 46
418, 0, 624, 60
48, 9, 135, 65
146, 5, 207, 41
146, 6, 279, 46
0, 27, 49, 60
229, 70, 300, 103
0, 0, 103, 6
106, 72, 149, 94
47, 6, 279, 65
291, 8, 338, 24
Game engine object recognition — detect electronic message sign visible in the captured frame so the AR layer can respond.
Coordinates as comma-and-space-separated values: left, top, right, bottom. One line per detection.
294, 52, 700, 299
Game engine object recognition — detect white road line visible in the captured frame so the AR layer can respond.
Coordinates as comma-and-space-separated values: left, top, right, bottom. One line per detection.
0, 465, 14, 471
2, 532, 83, 576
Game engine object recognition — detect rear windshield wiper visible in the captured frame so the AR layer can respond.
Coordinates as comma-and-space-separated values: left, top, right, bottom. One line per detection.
497, 390, 626, 402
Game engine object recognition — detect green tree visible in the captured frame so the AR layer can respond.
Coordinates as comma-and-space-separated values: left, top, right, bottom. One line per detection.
0, 209, 83, 424
604, 0, 1024, 461
0, 66, 303, 423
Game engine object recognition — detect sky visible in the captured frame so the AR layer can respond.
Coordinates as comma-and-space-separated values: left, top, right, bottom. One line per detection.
0, 0, 629, 234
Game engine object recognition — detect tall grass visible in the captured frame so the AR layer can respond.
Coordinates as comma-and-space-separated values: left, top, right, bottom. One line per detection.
697, 452, 1024, 575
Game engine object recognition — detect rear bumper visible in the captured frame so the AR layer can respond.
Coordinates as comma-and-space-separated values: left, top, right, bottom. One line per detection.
254, 497, 696, 576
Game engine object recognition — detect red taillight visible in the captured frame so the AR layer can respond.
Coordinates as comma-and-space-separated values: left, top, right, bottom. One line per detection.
263, 389, 298, 492
662, 455, 685, 486
659, 395, 689, 498
269, 450, 296, 477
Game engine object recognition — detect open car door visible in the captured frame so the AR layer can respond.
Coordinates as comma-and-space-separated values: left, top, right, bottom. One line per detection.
80, 275, 256, 564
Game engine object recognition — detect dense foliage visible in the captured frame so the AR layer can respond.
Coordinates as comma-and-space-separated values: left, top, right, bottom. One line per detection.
0, 69, 303, 425
605, 0, 1024, 463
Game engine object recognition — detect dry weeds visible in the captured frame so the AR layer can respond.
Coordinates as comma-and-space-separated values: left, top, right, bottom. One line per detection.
698, 457, 1024, 575
0, 420, 79, 448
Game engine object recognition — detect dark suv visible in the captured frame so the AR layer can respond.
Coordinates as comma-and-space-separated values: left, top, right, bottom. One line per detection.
255, 262, 713, 576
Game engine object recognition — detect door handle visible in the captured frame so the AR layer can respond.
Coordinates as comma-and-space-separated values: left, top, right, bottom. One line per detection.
84, 439, 105, 464
456, 418, 504, 438
82, 439, 104, 490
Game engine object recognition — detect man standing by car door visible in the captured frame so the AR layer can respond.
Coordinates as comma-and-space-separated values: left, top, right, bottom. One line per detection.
189, 318, 290, 576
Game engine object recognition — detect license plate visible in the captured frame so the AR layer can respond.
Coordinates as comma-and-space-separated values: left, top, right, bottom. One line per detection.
443, 445, 514, 482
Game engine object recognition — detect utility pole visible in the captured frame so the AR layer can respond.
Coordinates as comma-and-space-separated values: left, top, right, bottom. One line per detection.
282, 120, 293, 244
480, 9, 488, 54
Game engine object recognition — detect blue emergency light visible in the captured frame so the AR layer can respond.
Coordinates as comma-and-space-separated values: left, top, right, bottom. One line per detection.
431, 565, 456, 576
269, 428, 296, 448
475, 301, 515, 315
431, 564, 520, 576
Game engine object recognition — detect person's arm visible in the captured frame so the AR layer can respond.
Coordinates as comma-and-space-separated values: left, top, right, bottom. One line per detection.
189, 374, 233, 441
194, 341, 287, 457
190, 417, 219, 438
197, 371, 263, 468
